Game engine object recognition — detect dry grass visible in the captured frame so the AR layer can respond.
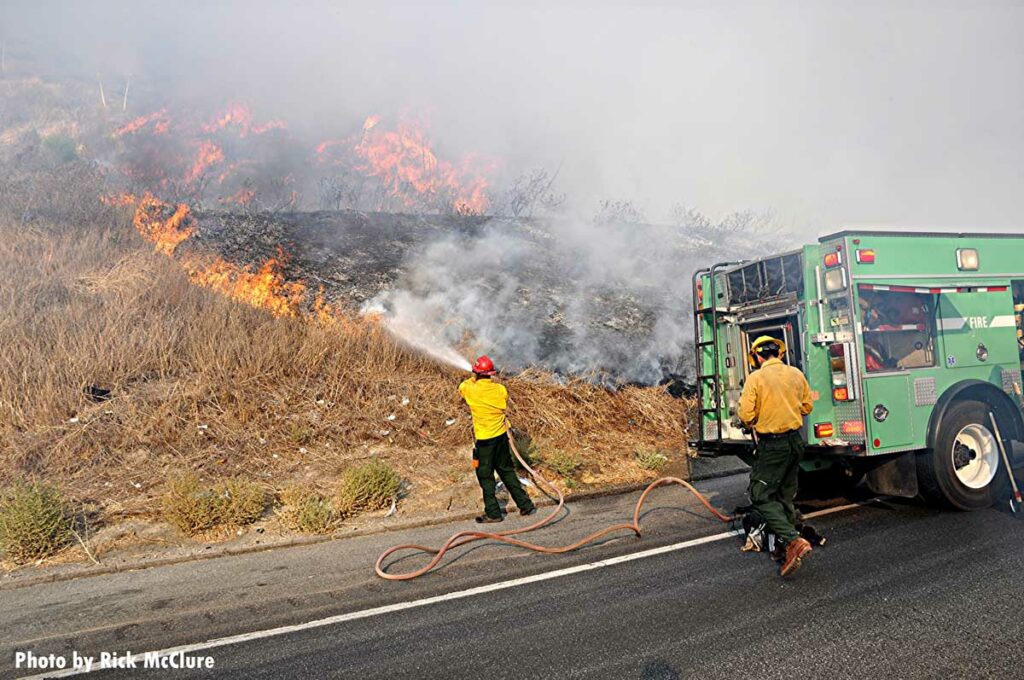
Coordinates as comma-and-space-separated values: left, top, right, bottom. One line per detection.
0, 214, 689, 526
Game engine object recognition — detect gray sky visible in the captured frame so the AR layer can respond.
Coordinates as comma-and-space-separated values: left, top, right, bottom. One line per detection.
4, 0, 1023, 233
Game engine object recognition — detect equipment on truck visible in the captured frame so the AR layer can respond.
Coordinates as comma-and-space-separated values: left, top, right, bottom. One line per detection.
692, 230, 1024, 510
989, 412, 1022, 514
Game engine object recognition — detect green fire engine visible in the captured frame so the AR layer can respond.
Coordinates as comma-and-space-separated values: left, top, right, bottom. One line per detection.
691, 230, 1024, 509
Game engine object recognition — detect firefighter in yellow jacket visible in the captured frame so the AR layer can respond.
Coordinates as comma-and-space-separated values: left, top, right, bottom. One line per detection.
738, 336, 815, 577
459, 356, 536, 523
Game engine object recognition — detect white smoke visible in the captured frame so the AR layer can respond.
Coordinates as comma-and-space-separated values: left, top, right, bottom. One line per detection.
367, 214, 775, 384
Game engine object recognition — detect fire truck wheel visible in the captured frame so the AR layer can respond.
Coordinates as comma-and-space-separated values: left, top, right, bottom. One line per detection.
918, 399, 1007, 510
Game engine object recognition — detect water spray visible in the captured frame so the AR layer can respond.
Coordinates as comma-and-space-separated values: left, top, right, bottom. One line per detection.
362, 297, 472, 371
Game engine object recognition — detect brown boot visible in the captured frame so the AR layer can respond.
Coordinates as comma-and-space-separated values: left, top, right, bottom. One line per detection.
779, 537, 812, 577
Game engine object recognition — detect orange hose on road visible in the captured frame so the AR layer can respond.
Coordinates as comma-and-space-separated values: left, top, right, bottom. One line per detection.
375, 427, 736, 580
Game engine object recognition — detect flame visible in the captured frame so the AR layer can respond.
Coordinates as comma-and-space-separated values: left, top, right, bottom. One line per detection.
202, 104, 287, 137
131, 195, 341, 321
132, 193, 195, 256
353, 117, 489, 214
185, 141, 224, 184
100, 193, 140, 207
188, 249, 307, 318
223, 187, 257, 206
115, 109, 171, 137
113, 104, 491, 215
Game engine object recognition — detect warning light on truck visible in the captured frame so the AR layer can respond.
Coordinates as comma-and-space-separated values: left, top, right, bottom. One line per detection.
824, 268, 847, 292
840, 420, 865, 435
855, 249, 875, 264
956, 248, 979, 271
814, 423, 835, 438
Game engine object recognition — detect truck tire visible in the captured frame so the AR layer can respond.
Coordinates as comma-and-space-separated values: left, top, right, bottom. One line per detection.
918, 399, 1007, 510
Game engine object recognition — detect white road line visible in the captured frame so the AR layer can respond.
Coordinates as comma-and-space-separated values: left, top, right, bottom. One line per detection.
16, 500, 869, 679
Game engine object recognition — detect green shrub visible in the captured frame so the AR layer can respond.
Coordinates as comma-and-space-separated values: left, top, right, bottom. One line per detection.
288, 422, 312, 445
635, 446, 669, 471
162, 474, 267, 535
41, 134, 78, 164
162, 474, 220, 535
336, 457, 401, 518
0, 482, 74, 563
219, 478, 267, 526
279, 487, 336, 534
546, 450, 582, 478
511, 429, 541, 469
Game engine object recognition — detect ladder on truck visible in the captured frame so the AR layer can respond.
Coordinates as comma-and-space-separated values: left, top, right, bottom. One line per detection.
691, 262, 744, 454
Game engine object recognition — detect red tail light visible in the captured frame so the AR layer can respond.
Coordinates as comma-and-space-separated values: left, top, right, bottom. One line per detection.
823, 251, 843, 268
814, 423, 835, 438
833, 387, 850, 401
840, 420, 865, 435
855, 249, 875, 264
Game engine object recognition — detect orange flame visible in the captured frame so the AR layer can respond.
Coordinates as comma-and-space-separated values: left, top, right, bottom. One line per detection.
185, 141, 224, 184
115, 109, 171, 137
202, 104, 287, 137
131, 195, 340, 321
188, 249, 307, 318
223, 187, 257, 206
100, 193, 140, 207
132, 193, 195, 256
353, 117, 489, 214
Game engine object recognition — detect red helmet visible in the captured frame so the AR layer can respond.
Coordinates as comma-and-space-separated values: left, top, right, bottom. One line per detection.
472, 355, 497, 375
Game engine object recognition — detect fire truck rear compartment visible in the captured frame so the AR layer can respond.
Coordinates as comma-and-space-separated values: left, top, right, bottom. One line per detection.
739, 317, 803, 372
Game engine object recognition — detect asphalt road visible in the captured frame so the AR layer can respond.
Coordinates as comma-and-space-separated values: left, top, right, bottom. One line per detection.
6, 473, 1024, 679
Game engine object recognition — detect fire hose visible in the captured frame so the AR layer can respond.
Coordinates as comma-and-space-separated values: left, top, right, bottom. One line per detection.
374, 422, 736, 580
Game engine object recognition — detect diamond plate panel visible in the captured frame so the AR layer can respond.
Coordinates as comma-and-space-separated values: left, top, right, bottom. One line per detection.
834, 399, 866, 444
1002, 369, 1019, 395
913, 378, 938, 407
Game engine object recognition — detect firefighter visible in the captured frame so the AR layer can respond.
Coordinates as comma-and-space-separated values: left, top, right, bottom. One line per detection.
738, 336, 815, 577
459, 356, 536, 523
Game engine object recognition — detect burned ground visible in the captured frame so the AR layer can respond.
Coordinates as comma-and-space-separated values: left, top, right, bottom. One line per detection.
182, 209, 762, 383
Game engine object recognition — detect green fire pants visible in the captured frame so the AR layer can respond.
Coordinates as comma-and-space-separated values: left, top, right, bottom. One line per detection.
749, 430, 803, 544
473, 432, 535, 519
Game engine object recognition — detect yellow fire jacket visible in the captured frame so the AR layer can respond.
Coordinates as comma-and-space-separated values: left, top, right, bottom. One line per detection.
738, 357, 814, 434
458, 377, 508, 440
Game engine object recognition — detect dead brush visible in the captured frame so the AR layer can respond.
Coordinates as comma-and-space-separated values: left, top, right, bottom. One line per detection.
335, 457, 401, 519
162, 473, 267, 536
0, 481, 75, 563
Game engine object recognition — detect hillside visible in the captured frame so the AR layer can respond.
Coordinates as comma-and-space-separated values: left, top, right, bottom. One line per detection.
0, 73, 731, 568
